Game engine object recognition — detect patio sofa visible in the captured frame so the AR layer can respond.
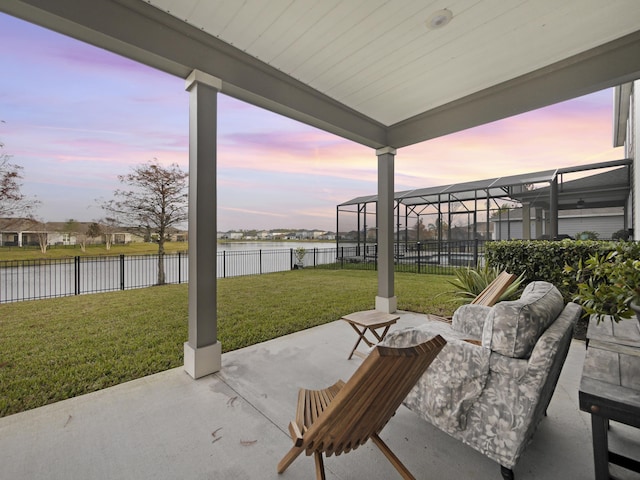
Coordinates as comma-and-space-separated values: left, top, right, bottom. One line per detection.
380, 281, 582, 480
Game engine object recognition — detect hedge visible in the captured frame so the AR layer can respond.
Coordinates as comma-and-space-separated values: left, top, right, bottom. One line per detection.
485, 240, 628, 302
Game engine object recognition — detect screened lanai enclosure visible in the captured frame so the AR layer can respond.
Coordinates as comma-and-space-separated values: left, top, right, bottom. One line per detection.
336, 159, 632, 269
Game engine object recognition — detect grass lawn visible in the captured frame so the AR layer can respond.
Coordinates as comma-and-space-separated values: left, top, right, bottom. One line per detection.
0, 269, 456, 417
0, 242, 188, 261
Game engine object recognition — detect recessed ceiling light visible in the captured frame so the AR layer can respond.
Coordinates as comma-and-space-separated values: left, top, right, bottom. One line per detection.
426, 9, 453, 30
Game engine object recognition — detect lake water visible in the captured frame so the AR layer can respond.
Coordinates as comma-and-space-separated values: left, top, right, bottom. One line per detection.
217, 241, 336, 251
0, 242, 344, 303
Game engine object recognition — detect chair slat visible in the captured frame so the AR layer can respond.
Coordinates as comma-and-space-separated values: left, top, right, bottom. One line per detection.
278, 335, 446, 480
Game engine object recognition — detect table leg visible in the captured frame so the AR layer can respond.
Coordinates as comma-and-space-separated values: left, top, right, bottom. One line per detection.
591, 414, 610, 480
370, 325, 391, 343
347, 324, 368, 360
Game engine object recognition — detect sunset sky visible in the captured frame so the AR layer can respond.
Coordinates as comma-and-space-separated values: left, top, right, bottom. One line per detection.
0, 13, 625, 231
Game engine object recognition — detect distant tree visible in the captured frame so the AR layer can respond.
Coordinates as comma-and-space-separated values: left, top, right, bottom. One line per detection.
426, 218, 448, 240
86, 222, 103, 244
31, 218, 49, 254
62, 218, 89, 251
0, 138, 38, 217
99, 217, 119, 251
63, 218, 79, 244
102, 160, 188, 284
414, 218, 427, 241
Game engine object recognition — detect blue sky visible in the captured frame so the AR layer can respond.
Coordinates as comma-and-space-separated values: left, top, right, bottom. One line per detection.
0, 13, 624, 231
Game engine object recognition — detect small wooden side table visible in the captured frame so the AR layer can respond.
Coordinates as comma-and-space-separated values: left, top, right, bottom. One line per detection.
341, 310, 400, 360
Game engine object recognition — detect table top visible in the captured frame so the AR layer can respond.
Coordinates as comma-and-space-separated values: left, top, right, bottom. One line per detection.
587, 316, 640, 349
341, 310, 400, 328
579, 317, 640, 425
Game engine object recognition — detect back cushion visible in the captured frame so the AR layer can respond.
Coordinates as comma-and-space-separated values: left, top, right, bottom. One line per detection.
481, 281, 564, 358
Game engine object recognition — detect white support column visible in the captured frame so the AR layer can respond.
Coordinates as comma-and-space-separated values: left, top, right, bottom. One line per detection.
375, 146, 397, 313
633, 82, 640, 241
184, 70, 222, 379
549, 177, 559, 239
522, 203, 531, 240
535, 208, 543, 239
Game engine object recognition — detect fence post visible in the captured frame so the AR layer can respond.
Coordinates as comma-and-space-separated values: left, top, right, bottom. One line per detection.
120, 254, 125, 290
314, 248, 317, 267
374, 244, 378, 271
474, 239, 479, 267
259, 249, 262, 275
290, 248, 293, 270
417, 242, 421, 274
177, 251, 182, 284
340, 247, 344, 269
223, 250, 226, 278
74, 256, 80, 295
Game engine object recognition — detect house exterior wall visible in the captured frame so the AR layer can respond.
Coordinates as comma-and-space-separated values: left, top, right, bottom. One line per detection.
558, 213, 625, 239
493, 209, 624, 240
632, 82, 639, 239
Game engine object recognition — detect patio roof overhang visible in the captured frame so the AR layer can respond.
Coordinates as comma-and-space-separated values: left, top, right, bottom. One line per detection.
3, 0, 640, 149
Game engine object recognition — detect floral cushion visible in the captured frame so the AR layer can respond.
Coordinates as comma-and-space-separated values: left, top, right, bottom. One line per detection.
379, 326, 490, 431
481, 281, 564, 358
389, 298, 581, 470
452, 304, 492, 338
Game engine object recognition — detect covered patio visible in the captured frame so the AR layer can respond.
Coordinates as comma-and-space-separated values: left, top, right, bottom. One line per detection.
3, 0, 640, 378
2, 2, 640, 479
3, 312, 640, 480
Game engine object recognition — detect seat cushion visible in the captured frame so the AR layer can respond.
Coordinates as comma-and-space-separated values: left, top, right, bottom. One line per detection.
481, 281, 564, 358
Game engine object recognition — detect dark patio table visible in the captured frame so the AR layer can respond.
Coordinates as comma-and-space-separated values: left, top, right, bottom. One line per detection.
579, 317, 640, 479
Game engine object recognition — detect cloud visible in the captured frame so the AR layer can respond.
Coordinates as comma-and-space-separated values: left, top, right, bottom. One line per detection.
219, 206, 288, 218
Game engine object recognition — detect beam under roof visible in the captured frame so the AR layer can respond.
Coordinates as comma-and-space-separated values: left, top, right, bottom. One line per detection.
1, 0, 388, 148
388, 30, 640, 148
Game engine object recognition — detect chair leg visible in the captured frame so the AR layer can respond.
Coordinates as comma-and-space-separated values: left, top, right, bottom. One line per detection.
276, 445, 304, 474
314, 452, 327, 480
371, 433, 416, 480
500, 465, 515, 480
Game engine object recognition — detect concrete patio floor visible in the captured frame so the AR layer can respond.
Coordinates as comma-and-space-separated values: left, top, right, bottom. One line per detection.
1, 312, 639, 480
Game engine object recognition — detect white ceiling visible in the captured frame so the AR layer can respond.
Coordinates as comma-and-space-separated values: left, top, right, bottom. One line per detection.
3, 0, 640, 148
145, 0, 640, 126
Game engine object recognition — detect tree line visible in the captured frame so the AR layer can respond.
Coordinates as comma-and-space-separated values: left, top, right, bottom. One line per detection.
1, 130, 187, 285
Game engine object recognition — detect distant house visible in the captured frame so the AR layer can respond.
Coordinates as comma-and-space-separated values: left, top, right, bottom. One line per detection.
0, 218, 46, 247
0, 218, 149, 247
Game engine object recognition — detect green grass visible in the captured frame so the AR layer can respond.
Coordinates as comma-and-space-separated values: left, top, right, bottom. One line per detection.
0, 270, 456, 417
0, 242, 188, 261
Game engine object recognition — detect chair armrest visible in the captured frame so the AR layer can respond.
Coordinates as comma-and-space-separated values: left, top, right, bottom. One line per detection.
452, 304, 492, 338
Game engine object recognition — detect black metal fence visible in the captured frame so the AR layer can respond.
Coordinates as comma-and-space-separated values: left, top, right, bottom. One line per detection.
0, 241, 484, 303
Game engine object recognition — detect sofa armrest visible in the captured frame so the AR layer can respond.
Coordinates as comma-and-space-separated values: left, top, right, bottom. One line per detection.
452, 304, 492, 338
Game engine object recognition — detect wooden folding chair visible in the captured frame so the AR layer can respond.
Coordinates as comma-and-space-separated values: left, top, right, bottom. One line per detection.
277, 335, 446, 480
471, 271, 517, 307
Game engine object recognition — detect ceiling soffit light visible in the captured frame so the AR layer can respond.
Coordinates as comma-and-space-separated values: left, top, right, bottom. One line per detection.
426, 9, 453, 30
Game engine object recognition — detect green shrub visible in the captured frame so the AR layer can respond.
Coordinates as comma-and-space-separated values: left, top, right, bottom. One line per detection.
485, 240, 604, 301
565, 241, 640, 322
612, 229, 631, 241
576, 231, 599, 240
446, 264, 524, 304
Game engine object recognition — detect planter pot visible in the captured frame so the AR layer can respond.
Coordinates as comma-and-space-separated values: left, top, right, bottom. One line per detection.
631, 300, 640, 333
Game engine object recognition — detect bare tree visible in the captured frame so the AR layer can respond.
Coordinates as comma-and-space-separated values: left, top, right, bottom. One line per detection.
31, 218, 49, 254
100, 217, 119, 251
0, 141, 38, 217
102, 160, 188, 285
